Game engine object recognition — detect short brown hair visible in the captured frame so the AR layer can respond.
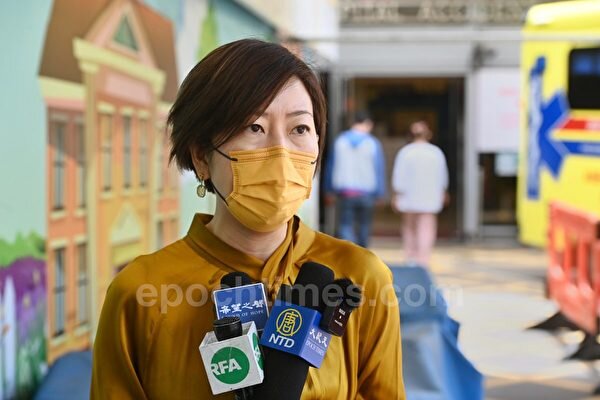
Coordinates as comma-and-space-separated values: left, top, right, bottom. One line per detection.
410, 120, 432, 140
168, 39, 327, 193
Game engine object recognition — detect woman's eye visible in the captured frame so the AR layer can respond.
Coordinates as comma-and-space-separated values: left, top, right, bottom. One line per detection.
293, 125, 310, 135
248, 124, 264, 134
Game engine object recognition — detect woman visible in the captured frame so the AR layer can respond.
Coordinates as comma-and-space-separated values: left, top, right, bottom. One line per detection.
391, 120, 449, 266
91, 39, 405, 399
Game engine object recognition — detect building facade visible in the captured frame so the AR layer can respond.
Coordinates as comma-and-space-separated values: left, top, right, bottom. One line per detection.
39, 0, 179, 363
329, 0, 557, 238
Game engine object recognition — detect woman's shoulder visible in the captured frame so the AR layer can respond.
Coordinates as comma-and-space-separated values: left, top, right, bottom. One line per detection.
111, 238, 218, 295
308, 232, 393, 288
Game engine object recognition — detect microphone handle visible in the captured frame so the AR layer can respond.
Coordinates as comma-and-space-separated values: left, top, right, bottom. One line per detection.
235, 387, 252, 400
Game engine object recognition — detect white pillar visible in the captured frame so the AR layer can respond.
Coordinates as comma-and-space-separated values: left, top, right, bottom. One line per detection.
463, 72, 480, 237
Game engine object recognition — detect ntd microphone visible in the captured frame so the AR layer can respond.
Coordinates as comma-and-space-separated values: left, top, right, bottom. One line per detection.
213, 272, 269, 331
253, 262, 335, 400
261, 300, 331, 368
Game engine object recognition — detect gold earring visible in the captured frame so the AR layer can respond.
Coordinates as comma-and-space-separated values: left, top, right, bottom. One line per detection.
196, 177, 206, 198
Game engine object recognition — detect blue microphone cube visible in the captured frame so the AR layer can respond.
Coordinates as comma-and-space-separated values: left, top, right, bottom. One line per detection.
260, 301, 332, 368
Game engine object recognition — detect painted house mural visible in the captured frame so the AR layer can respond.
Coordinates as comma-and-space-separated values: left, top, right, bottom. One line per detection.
38, 0, 180, 364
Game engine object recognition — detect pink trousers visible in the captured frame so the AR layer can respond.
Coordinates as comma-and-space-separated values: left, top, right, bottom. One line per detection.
402, 213, 437, 266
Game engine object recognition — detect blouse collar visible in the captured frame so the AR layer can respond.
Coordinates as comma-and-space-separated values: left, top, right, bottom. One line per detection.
184, 213, 316, 298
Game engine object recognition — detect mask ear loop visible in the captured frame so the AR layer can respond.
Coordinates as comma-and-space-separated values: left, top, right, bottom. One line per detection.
213, 147, 238, 161
210, 147, 238, 205
211, 181, 228, 205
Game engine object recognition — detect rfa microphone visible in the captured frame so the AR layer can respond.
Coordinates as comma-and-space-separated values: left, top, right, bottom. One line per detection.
213, 272, 269, 331
253, 262, 335, 400
199, 316, 264, 398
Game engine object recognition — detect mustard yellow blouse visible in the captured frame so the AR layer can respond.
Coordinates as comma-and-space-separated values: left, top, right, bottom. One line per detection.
91, 214, 406, 399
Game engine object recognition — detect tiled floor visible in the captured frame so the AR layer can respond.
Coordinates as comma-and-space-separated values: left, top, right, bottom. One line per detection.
370, 238, 600, 400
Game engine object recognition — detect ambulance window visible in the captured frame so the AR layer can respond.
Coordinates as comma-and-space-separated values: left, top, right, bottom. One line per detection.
568, 47, 600, 109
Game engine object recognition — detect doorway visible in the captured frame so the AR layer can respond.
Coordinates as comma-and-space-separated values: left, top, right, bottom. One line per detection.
347, 76, 465, 238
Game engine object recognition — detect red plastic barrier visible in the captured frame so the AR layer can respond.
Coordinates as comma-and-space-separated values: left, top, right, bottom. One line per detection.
547, 202, 600, 335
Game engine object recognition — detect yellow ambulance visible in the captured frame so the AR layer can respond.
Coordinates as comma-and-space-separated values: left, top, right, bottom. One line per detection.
518, 0, 600, 247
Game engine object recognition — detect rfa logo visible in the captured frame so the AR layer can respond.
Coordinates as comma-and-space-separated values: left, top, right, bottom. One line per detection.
210, 347, 250, 384
252, 333, 263, 370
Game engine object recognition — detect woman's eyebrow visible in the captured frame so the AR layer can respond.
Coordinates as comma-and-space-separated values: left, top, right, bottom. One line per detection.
287, 110, 313, 117
257, 110, 313, 118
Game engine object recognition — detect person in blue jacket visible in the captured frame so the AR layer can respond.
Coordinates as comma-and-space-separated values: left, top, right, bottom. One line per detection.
325, 111, 386, 247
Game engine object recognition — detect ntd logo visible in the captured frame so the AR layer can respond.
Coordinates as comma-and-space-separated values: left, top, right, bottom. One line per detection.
275, 308, 302, 336
210, 347, 250, 384
268, 308, 302, 349
268, 333, 295, 348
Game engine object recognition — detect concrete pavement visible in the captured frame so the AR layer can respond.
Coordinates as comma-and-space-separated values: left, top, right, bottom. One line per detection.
370, 237, 600, 400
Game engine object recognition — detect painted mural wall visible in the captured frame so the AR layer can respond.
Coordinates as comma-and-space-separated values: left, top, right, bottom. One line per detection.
0, 0, 327, 397
2, 0, 181, 396
1, 1, 53, 398
0, 237, 47, 399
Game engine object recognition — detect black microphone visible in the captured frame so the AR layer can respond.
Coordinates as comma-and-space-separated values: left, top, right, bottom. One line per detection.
210, 316, 253, 400
253, 262, 335, 400
320, 278, 363, 336
213, 272, 270, 333
219, 272, 262, 400
214, 316, 243, 341
221, 271, 253, 289
200, 272, 267, 399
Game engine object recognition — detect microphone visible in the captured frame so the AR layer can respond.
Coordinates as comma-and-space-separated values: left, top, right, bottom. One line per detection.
199, 316, 264, 399
253, 262, 335, 400
213, 272, 270, 332
221, 271, 252, 289
214, 316, 243, 341
320, 278, 363, 336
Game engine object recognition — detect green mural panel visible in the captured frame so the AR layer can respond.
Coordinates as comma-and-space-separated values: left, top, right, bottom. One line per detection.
0, 1, 52, 241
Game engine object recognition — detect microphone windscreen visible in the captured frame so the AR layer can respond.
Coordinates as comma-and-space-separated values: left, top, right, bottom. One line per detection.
276, 284, 293, 303
294, 262, 335, 287
213, 316, 243, 341
220, 271, 252, 289
292, 262, 335, 311
332, 278, 363, 309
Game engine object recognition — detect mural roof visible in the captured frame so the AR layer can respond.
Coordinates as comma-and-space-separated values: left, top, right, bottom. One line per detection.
39, 0, 178, 103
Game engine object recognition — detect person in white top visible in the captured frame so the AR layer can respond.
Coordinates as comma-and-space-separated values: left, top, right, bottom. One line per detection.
391, 121, 449, 266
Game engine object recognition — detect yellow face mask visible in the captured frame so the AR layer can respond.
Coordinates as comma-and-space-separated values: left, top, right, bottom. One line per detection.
212, 145, 317, 232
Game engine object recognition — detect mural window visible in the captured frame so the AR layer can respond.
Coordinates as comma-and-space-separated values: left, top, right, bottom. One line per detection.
569, 47, 600, 109
113, 16, 138, 51
170, 163, 178, 190
53, 248, 66, 337
157, 134, 165, 192
157, 220, 164, 249
140, 119, 148, 187
52, 121, 66, 210
77, 243, 88, 326
124, 115, 132, 189
76, 122, 86, 208
101, 114, 113, 191
171, 217, 178, 242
